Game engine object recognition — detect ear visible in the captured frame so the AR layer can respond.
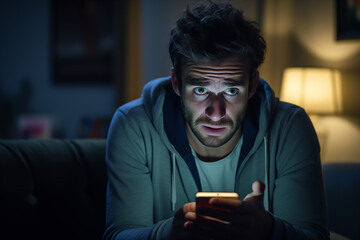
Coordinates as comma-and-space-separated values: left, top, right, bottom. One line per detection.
171, 68, 181, 96
248, 71, 259, 99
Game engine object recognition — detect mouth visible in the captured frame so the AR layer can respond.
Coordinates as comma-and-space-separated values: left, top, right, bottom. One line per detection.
201, 125, 227, 136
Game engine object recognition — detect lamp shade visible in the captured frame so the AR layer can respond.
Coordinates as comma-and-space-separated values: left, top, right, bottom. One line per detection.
280, 68, 342, 114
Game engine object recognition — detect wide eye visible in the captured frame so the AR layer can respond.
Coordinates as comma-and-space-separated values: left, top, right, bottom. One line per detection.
193, 87, 208, 95
224, 88, 239, 96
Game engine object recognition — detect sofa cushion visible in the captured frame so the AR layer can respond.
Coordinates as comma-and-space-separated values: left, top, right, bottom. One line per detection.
0, 139, 107, 240
323, 163, 360, 240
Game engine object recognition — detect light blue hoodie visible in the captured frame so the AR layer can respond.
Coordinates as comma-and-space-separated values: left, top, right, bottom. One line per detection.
103, 77, 329, 240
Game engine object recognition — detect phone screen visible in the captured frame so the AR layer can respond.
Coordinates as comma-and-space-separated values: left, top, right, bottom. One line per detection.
196, 192, 239, 211
195, 192, 239, 224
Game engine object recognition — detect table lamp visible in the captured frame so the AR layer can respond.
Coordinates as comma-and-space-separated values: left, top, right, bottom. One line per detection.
280, 67, 343, 160
280, 68, 342, 115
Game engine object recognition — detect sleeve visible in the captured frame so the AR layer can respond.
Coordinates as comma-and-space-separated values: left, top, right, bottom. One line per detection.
269, 107, 329, 240
102, 108, 173, 240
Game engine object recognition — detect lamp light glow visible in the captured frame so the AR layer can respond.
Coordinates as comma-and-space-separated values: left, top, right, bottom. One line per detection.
280, 68, 342, 114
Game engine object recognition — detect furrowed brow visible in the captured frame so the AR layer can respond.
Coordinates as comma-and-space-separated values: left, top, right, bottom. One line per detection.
186, 77, 210, 86
222, 79, 246, 87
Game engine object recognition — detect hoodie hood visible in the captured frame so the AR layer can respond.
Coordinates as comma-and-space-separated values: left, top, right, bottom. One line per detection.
141, 77, 171, 126
245, 77, 278, 159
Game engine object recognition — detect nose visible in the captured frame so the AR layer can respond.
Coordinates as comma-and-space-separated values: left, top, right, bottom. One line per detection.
205, 94, 226, 121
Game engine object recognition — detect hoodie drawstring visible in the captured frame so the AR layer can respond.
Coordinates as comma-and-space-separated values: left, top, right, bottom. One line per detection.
264, 136, 270, 211
171, 153, 177, 211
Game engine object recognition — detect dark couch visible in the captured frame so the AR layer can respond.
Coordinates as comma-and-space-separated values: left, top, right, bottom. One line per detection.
323, 163, 360, 240
1, 139, 359, 240
0, 139, 107, 240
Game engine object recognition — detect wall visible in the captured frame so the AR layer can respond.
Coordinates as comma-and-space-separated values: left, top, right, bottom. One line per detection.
0, 0, 116, 138
261, 0, 360, 163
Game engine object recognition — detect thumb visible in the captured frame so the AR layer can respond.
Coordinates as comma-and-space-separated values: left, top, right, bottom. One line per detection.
244, 181, 265, 201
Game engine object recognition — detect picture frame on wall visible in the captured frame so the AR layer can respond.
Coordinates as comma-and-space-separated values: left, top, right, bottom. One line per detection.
336, 0, 360, 40
51, 0, 118, 84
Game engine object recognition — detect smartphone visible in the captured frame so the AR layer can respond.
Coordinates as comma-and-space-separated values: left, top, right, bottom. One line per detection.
196, 192, 239, 224
196, 192, 239, 211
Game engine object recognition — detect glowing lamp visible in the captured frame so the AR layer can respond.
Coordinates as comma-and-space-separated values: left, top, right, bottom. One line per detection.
280, 68, 342, 114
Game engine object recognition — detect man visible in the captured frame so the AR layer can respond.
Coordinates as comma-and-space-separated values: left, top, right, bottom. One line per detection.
103, 2, 329, 240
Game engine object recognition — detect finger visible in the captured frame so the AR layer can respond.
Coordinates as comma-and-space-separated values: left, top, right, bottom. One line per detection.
183, 203, 197, 228
208, 197, 242, 211
185, 211, 196, 221
198, 198, 252, 219
244, 181, 265, 200
252, 180, 265, 194
197, 206, 234, 222
208, 197, 255, 215
173, 203, 196, 234
183, 202, 196, 214
197, 206, 253, 226
184, 220, 195, 229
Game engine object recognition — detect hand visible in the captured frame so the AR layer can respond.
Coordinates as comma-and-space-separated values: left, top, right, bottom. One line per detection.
172, 202, 197, 239
195, 181, 273, 240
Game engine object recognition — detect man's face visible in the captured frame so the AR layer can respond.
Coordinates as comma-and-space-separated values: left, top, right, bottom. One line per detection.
173, 57, 257, 149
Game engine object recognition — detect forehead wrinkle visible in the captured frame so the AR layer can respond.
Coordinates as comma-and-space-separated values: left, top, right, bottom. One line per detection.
191, 70, 245, 76
191, 66, 246, 72
189, 70, 245, 80
189, 66, 247, 78
189, 67, 245, 75
184, 58, 250, 84
192, 74, 243, 81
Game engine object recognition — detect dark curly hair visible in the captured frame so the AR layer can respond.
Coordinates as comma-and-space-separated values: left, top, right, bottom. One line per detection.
169, 2, 266, 82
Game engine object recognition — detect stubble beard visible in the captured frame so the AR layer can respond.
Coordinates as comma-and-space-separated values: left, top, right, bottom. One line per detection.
181, 99, 242, 148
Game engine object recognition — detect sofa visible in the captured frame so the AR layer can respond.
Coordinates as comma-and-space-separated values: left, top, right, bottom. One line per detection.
323, 163, 360, 240
0, 139, 107, 240
0, 139, 359, 240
